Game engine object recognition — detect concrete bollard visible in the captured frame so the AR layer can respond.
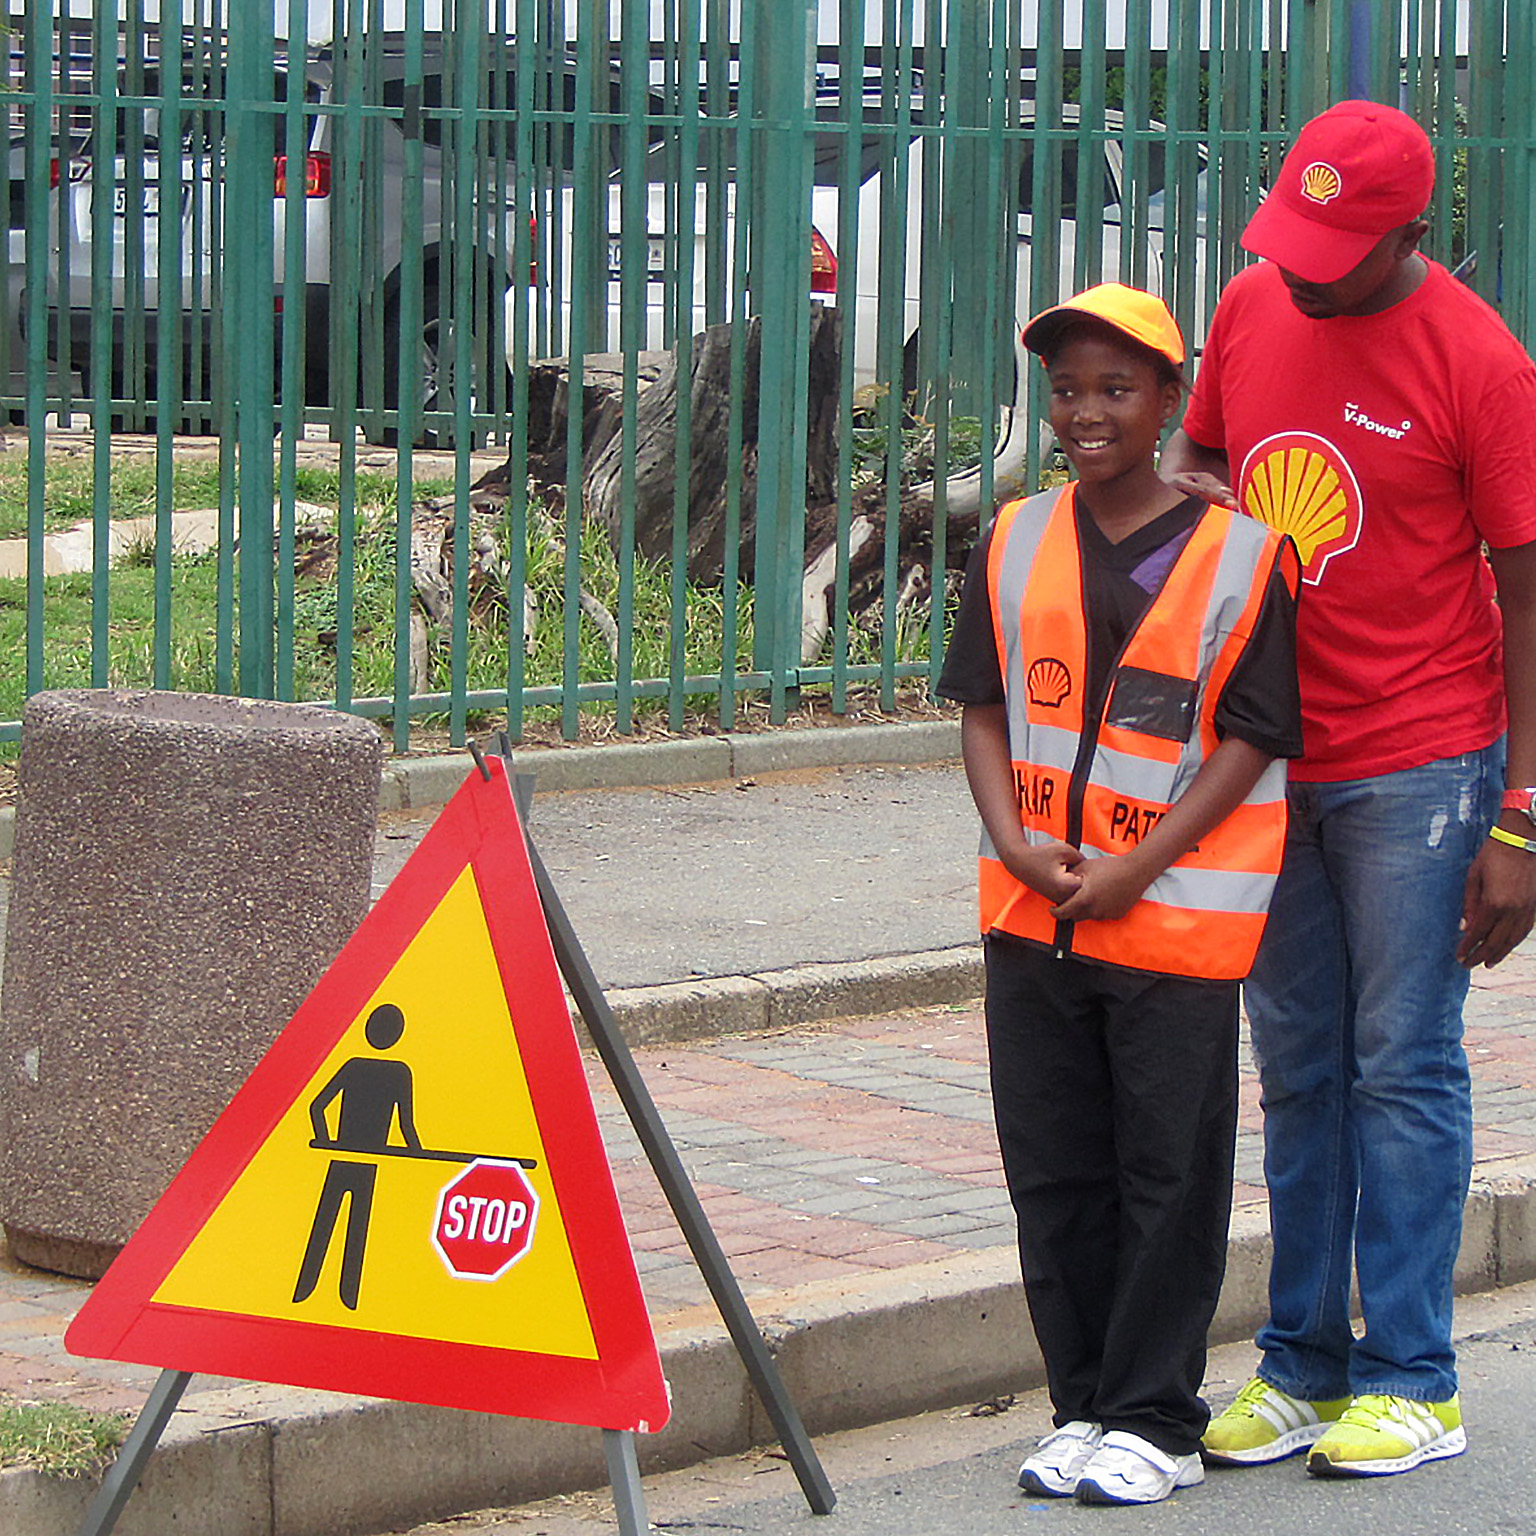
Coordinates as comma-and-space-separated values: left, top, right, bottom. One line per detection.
0, 689, 383, 1278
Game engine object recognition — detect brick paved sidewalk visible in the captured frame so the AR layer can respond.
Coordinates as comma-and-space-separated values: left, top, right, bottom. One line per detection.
602, 946, 1536, 1318
6, 941, 1532, 1421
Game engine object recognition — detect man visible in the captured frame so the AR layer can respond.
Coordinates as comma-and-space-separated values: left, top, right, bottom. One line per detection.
292, 1003, 422, 1310
1161, 99, 1536, 1479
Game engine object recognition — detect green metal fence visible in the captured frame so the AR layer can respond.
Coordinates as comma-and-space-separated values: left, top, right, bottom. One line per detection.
3, 0, 1532, 749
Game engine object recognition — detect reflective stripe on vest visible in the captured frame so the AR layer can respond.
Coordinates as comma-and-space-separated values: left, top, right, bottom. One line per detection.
978, 484, 1288, 981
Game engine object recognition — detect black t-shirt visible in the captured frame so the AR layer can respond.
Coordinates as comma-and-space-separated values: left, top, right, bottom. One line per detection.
937, 495, 1304, 760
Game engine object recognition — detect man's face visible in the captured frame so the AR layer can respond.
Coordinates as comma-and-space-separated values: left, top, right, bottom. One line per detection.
1275, 221, 1428, 319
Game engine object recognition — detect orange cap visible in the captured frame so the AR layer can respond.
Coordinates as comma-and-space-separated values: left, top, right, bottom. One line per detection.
1022, 282, 1185, 368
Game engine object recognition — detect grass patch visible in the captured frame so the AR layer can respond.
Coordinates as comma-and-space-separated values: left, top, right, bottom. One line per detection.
0, 456, 457, 541
1, 430, 1008, 745
3, 475, 956, 725
0, 1395, 128, 1479
0, 455, 223, 539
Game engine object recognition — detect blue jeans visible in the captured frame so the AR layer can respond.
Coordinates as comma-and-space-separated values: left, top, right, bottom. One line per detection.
1246, 742, 1503, 1404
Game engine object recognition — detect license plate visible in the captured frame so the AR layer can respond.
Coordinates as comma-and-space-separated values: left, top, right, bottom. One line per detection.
113, 184, 162, 218
608, 235, 668, 280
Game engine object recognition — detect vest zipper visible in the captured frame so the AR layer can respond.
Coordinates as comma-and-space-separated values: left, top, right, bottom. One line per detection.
1054, 521, 1163, 957
1055, 556, 1108, 958
1056, 703, 1100, 958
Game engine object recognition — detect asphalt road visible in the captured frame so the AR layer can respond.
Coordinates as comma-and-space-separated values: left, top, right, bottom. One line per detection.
0, 760, 980, 993
374, 761, 981, 990
396, 1280, 1536, 1536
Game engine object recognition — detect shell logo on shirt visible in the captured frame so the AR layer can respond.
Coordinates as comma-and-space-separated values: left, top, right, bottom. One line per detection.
1237, 431, 1363, 586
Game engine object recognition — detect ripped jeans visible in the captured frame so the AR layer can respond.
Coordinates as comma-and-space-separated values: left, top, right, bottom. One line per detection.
1245, 742, 1503, 1403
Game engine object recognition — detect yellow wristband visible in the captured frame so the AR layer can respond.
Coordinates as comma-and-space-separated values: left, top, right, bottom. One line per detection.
1489, 825, 1536, 855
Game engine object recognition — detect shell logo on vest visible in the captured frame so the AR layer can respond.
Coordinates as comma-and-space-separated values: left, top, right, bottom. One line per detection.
1026, 656, 1073, 707
1238, 430, 1363, 585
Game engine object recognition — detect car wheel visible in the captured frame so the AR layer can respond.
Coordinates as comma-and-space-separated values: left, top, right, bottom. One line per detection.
381, 274, 508, 450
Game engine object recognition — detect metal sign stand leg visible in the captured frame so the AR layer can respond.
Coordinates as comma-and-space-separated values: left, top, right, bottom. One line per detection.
75, 1368, 193, 1536
507, 760, 835, 1516
603, 1429, 652, 1536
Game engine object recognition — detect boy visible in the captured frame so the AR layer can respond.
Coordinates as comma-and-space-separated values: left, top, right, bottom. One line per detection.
937, 284, 1301, 1505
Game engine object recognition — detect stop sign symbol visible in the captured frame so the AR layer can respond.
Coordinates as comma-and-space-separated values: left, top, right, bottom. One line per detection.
432, 1159, 540, 1281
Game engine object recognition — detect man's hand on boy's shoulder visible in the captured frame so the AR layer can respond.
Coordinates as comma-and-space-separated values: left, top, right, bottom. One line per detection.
1003, 840, 1085, 907
1159, 428, 1237, 510
1049, 851, 1155, 924
1163, 470, 1238, 510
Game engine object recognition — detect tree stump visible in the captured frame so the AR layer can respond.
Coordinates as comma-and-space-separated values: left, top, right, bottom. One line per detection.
404, 318, 1037, 667
581, 305, 842, 582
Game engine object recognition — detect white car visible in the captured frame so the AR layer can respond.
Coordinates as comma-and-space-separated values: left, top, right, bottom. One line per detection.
510, 93, 1210, 393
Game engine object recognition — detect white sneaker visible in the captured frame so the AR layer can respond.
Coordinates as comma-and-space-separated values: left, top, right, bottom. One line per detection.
1075, 1430, 1205, 1505
1017, 1420, 1102, 1497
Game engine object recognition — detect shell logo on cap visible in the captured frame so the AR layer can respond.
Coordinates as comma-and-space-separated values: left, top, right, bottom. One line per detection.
1238, 432, 1364, 585
1026, 657, 1072, 708
1300, 161, 1343, 204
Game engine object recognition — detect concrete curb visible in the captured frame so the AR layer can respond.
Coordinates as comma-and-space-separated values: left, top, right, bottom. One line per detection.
376, 719, 962, 809
8, 1157, 1536, 1536
602, 947, 986, 1046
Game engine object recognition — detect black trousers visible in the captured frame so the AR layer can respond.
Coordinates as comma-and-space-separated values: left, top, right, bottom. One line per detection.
985, 934, 1239, 1457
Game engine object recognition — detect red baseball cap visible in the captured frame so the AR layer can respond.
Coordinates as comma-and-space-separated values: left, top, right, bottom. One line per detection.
1022, 282, 1185, 369
1241, 100, 1435, 283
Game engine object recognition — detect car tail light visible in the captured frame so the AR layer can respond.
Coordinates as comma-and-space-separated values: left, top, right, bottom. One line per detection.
274, 152, 331, 198
49, 159, 62, 189
810, 226, 837, 295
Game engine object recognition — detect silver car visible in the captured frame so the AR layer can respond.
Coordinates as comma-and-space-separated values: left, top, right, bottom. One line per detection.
7, 27, 640, 442
513, 88, 1210, 395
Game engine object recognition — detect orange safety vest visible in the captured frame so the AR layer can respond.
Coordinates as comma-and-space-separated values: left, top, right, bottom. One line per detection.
979, 484, 1294, 981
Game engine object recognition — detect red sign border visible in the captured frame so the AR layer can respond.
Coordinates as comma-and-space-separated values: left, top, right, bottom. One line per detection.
66, 759, 670, 1433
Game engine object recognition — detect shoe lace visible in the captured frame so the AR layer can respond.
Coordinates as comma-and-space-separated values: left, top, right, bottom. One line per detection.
1337, 1393, 1415, 1428
1229, 1377, 1278, 1418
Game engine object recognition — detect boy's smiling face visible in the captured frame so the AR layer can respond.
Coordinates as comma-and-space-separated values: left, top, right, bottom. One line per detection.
1045, 326, 1182, 493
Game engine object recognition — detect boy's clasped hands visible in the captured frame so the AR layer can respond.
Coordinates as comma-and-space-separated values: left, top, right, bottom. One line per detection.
1005, 840, 1156, 924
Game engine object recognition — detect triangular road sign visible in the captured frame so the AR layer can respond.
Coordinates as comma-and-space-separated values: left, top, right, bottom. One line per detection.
66, 759, 670, 1433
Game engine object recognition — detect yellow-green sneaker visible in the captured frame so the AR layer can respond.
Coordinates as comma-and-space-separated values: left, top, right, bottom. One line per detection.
1307, 1393, 1466, 1477
1201, 1377, 1351, 1465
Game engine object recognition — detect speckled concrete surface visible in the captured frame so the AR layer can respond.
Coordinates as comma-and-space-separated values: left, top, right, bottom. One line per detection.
0, 691, 381, 1275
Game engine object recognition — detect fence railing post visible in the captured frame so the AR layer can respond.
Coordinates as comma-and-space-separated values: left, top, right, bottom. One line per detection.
227, 0, 277, 697
1510, 0, 1536, 348
748, 0, 815, 721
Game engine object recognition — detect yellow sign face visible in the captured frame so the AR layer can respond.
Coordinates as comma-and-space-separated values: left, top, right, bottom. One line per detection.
154, 868, 598, 1360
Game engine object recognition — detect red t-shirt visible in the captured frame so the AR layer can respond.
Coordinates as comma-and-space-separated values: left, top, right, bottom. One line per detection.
1182, 257, 1536, 781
